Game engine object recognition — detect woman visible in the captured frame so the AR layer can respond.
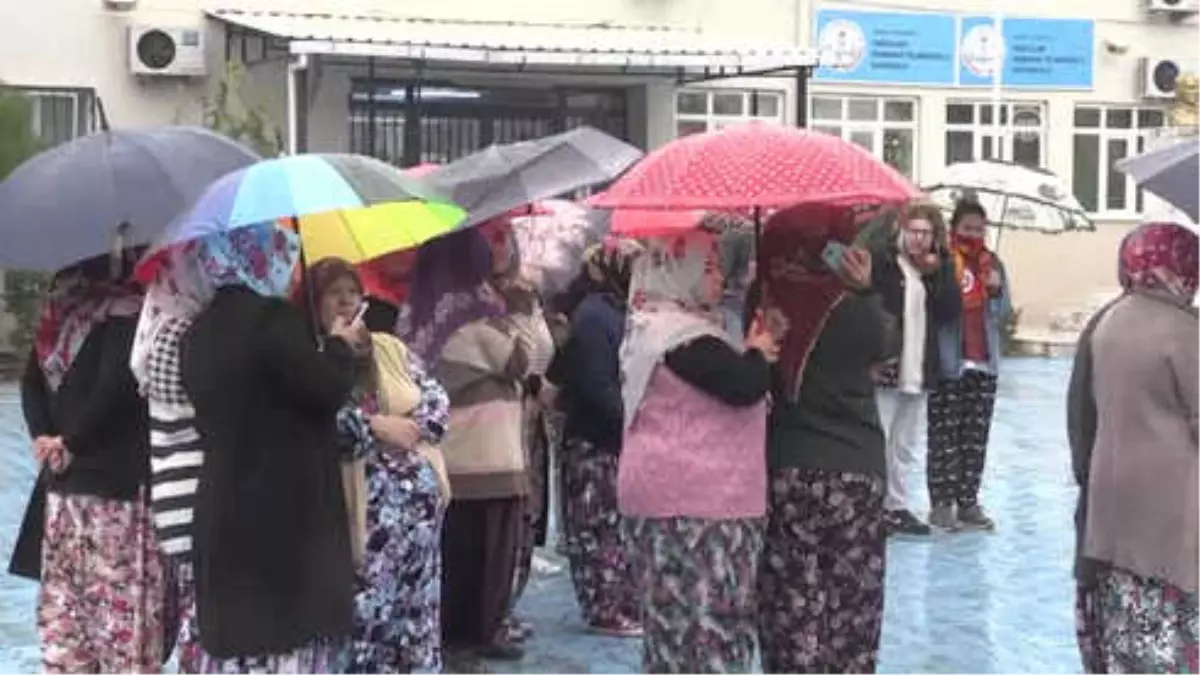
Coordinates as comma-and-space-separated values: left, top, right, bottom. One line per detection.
16, 252, 160, 674
129, 243, 216, 673
618, 229, 779, 673
419, 225, 545, 660
1069, 222, 1198, 673
179, 226, 360, 671
869, 201, 961, 536
756, 202, 891, 674
927, 199, 1011, 532
557, 240, 643, 636
717, 228, 756, 345
299, 258, 450, 674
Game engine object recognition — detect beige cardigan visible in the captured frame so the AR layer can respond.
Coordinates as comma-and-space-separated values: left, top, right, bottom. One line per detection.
1084, 292, 1198, 592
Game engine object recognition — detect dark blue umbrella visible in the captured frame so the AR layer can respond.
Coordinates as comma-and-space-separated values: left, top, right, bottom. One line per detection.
0, 126, 259, 270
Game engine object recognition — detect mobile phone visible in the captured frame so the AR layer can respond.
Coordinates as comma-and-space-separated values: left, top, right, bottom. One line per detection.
350, 301, 369, 325
821, 241, 849, 271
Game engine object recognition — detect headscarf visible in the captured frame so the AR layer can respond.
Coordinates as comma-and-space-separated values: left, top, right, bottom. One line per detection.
949, 200, 996, 313
396, 227, 505, 363
1118, 221, 1200, 302
197, 223, 301, 297
584, 237, 643, 302
620, 230, 727, 430
129, 244, 216, 392
36, 259, 143, 392
718, 228, 756, 341
762, 202, 859, 400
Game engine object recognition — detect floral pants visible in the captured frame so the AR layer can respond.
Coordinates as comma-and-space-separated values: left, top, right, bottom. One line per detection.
1076, 566, 1199, 673
927, 371, 998, 508
38, 492, 165, 674
757, 468, 887, 674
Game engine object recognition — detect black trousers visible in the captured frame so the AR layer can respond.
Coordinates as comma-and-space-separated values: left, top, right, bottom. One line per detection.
441, 496, 524, 648
926, 370, 998, 508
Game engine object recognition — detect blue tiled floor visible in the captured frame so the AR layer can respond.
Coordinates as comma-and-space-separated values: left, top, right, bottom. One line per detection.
0, 357, 1082, 673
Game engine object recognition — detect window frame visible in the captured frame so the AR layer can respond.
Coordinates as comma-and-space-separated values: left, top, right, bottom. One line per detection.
673, 88, 786, 136
943, 100, 1048, 169
1071, 103, 1167, 217
0, 85, 95, 147
807, 94, 920, 181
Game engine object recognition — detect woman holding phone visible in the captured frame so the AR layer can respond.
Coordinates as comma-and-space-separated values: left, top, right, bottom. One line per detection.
756, 202, 894, 674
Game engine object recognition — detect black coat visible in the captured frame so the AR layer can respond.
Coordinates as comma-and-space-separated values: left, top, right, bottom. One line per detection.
871, 245, 962, 390
181, 286, 357, 658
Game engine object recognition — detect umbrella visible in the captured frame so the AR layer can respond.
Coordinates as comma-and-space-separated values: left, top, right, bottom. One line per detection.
1116, 138, 1199, 223
427, 126, 644, 227
609, 209, 753, 238
924, 160, 1094, 235
136, 153, 466, 281
0, 126, 259, 270
509, 199, 611, 296
589, 121, 919, 211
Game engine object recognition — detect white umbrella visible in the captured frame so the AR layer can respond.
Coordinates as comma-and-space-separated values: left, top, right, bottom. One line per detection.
1116, 138, 1199, 224
924, 160, 1094, 235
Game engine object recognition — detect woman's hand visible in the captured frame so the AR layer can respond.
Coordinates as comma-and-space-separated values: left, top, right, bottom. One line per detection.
329, 314, 369, 351
368, 414, 421, 450
745, 314, 781, 363
915, 251, 942, 276
839, 246, 873, 291
33, 436, 57, 464
984, 268, 1003, 293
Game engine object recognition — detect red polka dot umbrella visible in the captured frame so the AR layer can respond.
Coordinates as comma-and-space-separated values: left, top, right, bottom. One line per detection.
590, 122, 920, 214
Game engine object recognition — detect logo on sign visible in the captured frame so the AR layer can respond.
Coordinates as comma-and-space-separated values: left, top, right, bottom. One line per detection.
818, 19, 867, 72
960, 24, 1004, 77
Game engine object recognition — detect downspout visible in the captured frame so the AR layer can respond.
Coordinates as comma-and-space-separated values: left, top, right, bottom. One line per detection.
286, 52, 309, 155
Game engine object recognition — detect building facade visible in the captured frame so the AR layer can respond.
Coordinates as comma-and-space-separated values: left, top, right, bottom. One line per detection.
0, 0, 1196, 347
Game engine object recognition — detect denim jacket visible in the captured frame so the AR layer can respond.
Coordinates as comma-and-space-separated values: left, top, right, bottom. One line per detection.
935, 256, 1013, 380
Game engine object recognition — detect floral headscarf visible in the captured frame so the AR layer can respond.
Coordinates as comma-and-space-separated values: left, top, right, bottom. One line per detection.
1118, 221, 1199, 302
196, 223, 301, 297
620, 230, 727, 430
36, 265, 143, 392
129, 242, 216, 392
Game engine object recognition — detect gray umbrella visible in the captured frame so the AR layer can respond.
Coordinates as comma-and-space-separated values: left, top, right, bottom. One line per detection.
0, 126, 260, 270
426, 126, 643, 227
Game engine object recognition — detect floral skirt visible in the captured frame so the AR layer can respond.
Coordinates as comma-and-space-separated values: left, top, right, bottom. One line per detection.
625, 516, 763, 674
1076, 565, 1199, 673
38, 491, 165, 674
345, 451, 445, 673
757, 467, 887, 674
560, 437, 639, 629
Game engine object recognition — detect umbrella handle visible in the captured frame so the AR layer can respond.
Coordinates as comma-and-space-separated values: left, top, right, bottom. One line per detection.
292, 216, 324, 349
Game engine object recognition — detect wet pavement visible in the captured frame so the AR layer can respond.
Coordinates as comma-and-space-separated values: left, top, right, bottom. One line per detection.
0, 357, 1082, 673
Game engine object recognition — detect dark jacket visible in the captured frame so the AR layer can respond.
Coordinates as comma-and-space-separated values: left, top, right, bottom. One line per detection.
181, 286, 357, 658
871, 244, 962, 389
767, 292, 894, 477
10, 317, 149, 580
560, 293, 627, 449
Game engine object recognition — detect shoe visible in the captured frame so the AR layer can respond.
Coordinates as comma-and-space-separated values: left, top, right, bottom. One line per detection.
502, 616, 533, 643
590, 618, 644, 638
928, 505, 960, 531
886, 509, 932, 536
957, 505, 996, 531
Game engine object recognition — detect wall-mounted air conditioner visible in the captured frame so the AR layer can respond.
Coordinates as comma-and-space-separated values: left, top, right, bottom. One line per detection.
128, 25, 207, 77
1147, 0, 1200, 14
1140, 57, 1195, 99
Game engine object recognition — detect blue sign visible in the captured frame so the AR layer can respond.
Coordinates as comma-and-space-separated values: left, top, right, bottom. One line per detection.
814, 10, 958, 85
958, 16, 1094, 89
813, 8, 1095, 90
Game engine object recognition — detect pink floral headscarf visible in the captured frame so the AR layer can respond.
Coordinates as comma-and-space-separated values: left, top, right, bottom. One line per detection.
1118, 222, 1199, 302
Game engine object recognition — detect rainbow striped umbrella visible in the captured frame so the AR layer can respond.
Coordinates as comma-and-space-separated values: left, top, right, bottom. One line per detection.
137, 153, 466, 280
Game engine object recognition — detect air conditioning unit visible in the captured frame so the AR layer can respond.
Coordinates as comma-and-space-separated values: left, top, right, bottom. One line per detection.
1147, 0, 1200, 13
129, 25, 207, 77
1140, 57, 1196, 99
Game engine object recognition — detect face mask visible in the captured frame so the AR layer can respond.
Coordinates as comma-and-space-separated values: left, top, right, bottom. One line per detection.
954, 231, 986, 254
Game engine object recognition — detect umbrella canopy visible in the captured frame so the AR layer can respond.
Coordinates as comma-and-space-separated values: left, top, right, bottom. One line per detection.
136, 153, 466, 281
427, 126, 643, 226
1117, 138, 1199, 223
609, 209, 755, 238
0, 126, 259, 270
589, 122, 919, 210
509, 199, 611, 296
925, 160, 1094, 233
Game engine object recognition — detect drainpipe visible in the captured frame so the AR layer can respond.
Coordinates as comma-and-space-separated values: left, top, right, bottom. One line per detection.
286, 53, 309, 155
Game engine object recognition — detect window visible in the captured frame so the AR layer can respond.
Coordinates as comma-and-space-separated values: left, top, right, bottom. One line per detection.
1072, 105, 1166, 215
943, 101, 1047, 169
809, 95, 918, 179
1, 87, 95, 147
674, 89, 785, 136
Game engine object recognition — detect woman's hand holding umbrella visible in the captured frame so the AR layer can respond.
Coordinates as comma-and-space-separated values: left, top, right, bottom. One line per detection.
837, 246, 873, 292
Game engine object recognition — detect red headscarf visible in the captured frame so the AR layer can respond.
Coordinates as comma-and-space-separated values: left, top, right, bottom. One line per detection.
1118, 222, 1199, 300
762, 202, 859, 399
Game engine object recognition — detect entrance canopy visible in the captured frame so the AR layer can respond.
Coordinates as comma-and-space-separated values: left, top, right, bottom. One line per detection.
206, 8, 818, 80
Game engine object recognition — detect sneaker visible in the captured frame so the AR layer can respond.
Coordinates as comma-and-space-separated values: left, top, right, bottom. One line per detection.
590, 617, 644, 638
957, 505, 996, 531
928, 505, 960, 531
885, 509, 932, 536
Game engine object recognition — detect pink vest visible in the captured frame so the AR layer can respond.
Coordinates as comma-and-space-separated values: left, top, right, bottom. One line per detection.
618, 366, 768, 519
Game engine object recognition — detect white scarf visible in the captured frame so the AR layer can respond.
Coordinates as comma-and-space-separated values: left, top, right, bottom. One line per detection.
129, 247, 214, 393
897, 250, 927, 393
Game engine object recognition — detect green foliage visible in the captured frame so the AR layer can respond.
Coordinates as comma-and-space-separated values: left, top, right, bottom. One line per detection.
0, 86, 50, 357
201, 60, 280, 158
